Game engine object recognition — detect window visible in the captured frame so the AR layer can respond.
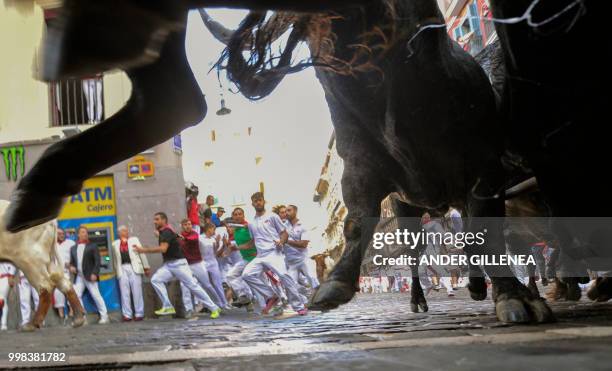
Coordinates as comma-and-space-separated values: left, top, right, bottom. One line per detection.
49, 76, 105, 127
45, 10, 104, 127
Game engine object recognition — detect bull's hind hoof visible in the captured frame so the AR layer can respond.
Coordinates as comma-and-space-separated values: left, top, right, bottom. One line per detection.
495, 293, 554, 324
308, 280, 356, 311
410, 299, 428, 313
20, 322, 39, 332
72, 315, 86, 328
587, 277, 612, 302
468, 276, 487, 301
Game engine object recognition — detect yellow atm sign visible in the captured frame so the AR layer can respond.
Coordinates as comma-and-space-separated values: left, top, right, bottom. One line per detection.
59, 176, 116, 219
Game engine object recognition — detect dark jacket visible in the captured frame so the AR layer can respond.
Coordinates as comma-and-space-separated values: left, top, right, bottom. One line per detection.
70, 242, 100, 281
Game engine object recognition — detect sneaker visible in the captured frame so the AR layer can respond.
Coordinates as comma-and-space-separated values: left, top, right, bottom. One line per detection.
210, 308, 221, 319
122, 316, 132, 322
98, 316, 110, 325
297, 308, 308, 316
154, 307, 176, 316
223, 304, 233, 311
184, 310, 194, 319
134, 317, 144, 321
1, 325, 7, 331
246, 302, 255, 313
448, 291, 455, 297
262, 296, 279, 315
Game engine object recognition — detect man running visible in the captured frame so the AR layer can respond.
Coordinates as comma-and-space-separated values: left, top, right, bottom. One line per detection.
178, 219, 223, 317
284, 205, 320, 293
236, 192, 307, 315
225, 208, 255, 309
135, 212, 220, 319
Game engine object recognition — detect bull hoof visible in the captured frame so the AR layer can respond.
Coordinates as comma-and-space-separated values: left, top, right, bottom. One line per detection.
495, 285, 554, 324
72, 315, 86, 328
587, 277, 612, 302
468, 276, 487, 301
20, 322, 39, 332
308, 280, 356, 311
410, 300, 428, 313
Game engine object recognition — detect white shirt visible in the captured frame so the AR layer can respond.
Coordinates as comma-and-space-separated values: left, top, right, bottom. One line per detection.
0, 263, 16, 276
248, 212, 286, 257
284, 220, 308, 265
77, 243, 86, 275
199, 235, 218, 266
215, 226, 242, 265
57, 239, 76, 273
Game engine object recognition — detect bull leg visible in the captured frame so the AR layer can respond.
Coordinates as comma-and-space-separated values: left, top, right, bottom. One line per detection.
386, 194, 429, 313
51, 274, 85, 327
309, 161, 391, 310
410, 263, 428, 313
24, 289, 52, 331
5, 18, 207, 232
467, 164, 553, 323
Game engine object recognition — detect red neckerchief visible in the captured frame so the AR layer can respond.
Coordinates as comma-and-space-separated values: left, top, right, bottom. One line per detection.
160, 225, 175, 233
78, 239, 89, 244
120, 239, 129, 253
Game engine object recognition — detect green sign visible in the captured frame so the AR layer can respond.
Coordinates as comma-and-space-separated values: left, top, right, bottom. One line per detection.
0, 145, 25, 181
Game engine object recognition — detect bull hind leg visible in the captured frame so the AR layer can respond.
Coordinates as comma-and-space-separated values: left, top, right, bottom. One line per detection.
4, 18, 206, 233
467, 168, 553, 324
387, 195, 430, 313
15, 266, 54, 332
51, 273, 85, 327
309, 161, 392, 311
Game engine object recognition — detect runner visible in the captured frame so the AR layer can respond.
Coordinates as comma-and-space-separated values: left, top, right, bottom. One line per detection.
177, 219, 223, 317
134, 212, 221, 319
236, 192, 307, 315
199, 223, 231, 310
284, 205, 320, 294
225, 208, 256, 309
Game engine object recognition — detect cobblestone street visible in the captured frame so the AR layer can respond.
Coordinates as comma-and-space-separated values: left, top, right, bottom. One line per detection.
1, 286, 612, 370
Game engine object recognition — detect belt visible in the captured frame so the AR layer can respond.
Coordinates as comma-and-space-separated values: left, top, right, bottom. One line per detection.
0, 274, 14, 279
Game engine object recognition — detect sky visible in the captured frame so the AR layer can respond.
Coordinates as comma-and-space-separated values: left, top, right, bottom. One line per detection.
181, 9, 336, 231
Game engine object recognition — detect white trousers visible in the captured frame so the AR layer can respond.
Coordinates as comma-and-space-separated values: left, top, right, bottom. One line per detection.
287, 260, 320, 290
152, 259, 218, 312
242, 252, 305, 311
74, 275, 108, 318
0, 277, 10, 330
226, 259, 251, 298
118, 264, 145, 318
180, 261, 222, 311
18, 277, 40, 326
82, 78, 103, 123
205, 261, 228, 307
53, 271, 70, 309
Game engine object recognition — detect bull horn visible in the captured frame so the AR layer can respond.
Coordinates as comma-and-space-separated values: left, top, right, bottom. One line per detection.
198, 8, 295, 49
198, 9, 236, 45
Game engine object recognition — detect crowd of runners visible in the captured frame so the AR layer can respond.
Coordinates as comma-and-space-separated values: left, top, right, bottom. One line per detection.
0, 190, 319, 329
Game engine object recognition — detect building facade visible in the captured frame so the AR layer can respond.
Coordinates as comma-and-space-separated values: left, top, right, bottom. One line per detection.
0, 0, 187, 328
439, 0, 497, 56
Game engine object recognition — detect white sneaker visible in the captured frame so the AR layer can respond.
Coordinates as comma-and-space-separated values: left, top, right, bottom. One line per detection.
98, 316, 110, 324
1, 325, 7, 331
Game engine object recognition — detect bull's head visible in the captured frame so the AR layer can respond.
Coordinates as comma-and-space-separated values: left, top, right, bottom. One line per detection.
199, 9, 311, 100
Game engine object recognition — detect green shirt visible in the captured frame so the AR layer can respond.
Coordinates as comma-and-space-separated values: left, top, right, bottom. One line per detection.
234, 226, 257, 262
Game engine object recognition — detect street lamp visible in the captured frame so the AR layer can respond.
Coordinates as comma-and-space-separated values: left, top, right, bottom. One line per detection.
216, 98, 231, 116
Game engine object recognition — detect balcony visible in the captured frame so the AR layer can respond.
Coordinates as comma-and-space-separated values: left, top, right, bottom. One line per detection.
48, 76, 104, 127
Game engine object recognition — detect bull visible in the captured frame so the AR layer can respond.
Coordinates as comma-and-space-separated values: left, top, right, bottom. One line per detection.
2, 0, 609, 322
0, 200, 85, 331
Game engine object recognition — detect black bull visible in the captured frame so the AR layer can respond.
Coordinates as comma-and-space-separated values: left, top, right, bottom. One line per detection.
3, 0, 610, 322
